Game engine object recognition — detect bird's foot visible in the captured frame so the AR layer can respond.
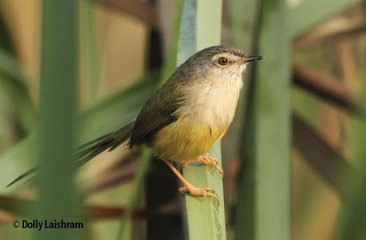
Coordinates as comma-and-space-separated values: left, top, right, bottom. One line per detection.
179, 182, 218, 202
181, 156, 224, 175
164, 161, 219, 204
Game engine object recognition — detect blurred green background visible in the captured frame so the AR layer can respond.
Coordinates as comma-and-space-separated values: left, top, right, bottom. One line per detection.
0, 0, 365, 239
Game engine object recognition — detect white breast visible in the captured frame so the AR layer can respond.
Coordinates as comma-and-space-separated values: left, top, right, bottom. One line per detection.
176, 70, 243, 131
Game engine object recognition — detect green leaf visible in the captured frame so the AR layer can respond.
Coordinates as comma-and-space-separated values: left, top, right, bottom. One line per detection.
236, 0, 291, 239
179, 1, 226, 240
35, 2, 80, 239
254, 1, 291, 239
0, 76, 158, 194
0, 49, 37, 133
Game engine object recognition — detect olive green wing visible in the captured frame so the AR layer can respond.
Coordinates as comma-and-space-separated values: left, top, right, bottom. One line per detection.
129, 81, 185, 147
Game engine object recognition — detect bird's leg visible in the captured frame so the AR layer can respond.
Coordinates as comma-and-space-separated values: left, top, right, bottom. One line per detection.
165, 161, 218, 201
181, 156, 224, 175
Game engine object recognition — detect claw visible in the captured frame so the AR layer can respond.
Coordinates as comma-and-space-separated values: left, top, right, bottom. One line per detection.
164, 161, 219, 204
179, 185, 219, 203
181, 156, 224, 175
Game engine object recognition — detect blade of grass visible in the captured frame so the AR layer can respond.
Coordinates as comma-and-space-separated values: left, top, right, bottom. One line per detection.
116, 1, 184, 238
0, 12, 36, 134
81, 0, 99, 102
228, 0, 258, 50
226, 0, 260, 172
179, 0, 226, 240
0, 76, 157, 193
116, 149, 152, 240
0, 49, 37, 133
242, 0, 291, 239
35, 1, 79, 240
144, 1, 185, 239
227, 0, 259, 160
233, 0, 261, 238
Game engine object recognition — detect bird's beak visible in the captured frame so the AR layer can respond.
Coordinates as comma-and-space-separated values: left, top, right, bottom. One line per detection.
244, 55, 263, 63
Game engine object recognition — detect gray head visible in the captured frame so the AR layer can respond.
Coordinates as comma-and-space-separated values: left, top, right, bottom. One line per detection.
175, 45, 262, 83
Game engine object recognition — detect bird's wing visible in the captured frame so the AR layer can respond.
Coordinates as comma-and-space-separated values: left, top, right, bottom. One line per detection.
129, 80, 185, 147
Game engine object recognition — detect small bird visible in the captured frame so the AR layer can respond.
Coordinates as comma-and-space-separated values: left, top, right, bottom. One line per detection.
8, 45, 262, 199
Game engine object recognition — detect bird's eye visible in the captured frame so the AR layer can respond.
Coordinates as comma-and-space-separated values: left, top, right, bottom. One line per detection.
217, 57, 228, 66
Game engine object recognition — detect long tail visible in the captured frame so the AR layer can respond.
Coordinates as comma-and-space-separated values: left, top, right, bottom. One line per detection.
6, 122, 135, 187
76, 121, 134, 165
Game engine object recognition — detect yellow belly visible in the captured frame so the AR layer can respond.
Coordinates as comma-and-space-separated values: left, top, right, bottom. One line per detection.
152, 119, 227, 163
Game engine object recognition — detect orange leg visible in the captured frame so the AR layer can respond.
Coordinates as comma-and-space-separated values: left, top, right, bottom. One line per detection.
165, 161, 218, 201
181, 156, 224, 175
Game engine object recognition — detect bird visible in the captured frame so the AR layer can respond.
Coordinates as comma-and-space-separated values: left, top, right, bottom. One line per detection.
8, 45, 262, 199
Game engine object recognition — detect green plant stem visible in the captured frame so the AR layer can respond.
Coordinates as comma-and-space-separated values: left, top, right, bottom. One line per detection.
179, 0, 226, 240
82, 0, 98, 102
251, 0, 291, 239
35, 1, 79, 240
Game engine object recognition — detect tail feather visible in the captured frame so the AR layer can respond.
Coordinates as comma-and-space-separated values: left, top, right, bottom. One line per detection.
6, 121, 135, 187
75, 132, 114, 152
6, 167, 38, 188
76, 135, 115, 166
76, 121, 135, 165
